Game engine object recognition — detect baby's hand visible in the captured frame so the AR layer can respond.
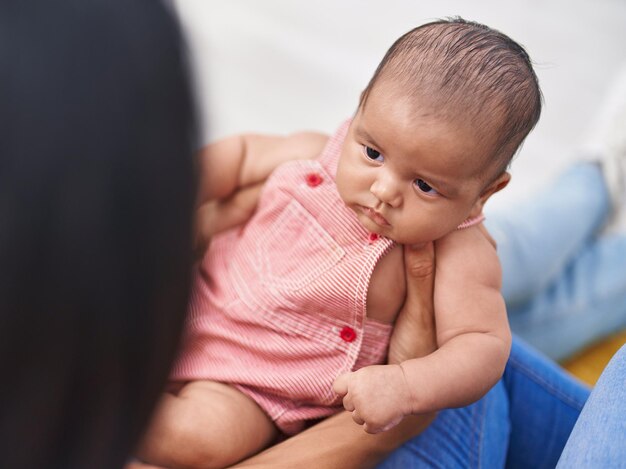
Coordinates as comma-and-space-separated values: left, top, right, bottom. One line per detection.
332, 364, 413, 434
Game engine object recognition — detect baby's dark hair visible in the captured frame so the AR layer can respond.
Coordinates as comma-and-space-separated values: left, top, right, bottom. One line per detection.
361, 17, 542, 177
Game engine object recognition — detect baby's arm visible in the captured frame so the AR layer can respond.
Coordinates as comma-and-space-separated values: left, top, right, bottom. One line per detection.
193, 132, 327, 250
334, 226, 511, 433
196, 131, 328, 203
405, 226, 511, 408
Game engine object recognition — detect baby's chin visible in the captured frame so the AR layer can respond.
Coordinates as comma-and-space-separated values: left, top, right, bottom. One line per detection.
354, 217, 425, 244
390, 236, 431, 246
386, 230, 447, 246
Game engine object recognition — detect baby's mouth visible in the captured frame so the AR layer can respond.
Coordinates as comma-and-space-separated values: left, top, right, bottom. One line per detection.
360, 206, 390, 227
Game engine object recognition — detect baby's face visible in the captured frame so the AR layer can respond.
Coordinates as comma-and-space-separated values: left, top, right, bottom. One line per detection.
336, 86, 504, 245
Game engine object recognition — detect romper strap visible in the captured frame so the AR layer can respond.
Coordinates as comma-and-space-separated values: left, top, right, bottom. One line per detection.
317, 119, 351, 176
457, 214, 485, 229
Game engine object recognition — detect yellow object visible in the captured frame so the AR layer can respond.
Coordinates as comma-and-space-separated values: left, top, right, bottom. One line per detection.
562, 330, 626, 386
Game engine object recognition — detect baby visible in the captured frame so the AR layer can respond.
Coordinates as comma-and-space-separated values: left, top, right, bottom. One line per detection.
138, 18, 541, 468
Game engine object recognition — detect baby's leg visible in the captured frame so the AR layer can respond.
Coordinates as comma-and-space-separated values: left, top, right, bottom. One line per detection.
137, 380, 277, 469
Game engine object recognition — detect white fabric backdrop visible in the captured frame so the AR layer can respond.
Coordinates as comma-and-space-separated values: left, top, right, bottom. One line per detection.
173, 0, 626, 211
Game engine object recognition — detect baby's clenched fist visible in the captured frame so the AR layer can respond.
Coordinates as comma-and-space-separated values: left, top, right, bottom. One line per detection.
332, 364, 414, 434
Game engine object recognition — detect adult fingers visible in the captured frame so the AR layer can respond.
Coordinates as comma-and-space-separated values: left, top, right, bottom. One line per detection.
402, 242, 436, 350
388, 242, 437, 364
193, 183, 263, 255
213, 183, 263, 232
404, 242, 435, 283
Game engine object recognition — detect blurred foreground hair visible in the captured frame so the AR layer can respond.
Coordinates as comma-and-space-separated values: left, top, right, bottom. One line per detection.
0, 0, 197, 467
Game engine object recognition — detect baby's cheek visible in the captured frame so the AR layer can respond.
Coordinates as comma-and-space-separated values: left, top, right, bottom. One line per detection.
428, 217, 465, 240
394, 223, 438, 245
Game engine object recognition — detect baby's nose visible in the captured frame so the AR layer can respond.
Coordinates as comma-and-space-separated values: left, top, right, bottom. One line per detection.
370, 178, 402, 208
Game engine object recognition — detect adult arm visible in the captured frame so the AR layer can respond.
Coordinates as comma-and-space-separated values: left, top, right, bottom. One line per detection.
194, 183, 264, 256
193, 132, 327, 252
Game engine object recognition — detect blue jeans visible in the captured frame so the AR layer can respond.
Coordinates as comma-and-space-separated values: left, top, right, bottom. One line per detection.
557, 344, 626, 467
379, 341, 626, 468
378, 338, 589, 468
486, 163, 626, 360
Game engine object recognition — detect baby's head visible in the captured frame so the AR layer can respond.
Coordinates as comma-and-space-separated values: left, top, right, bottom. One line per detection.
337, 18, 542, 244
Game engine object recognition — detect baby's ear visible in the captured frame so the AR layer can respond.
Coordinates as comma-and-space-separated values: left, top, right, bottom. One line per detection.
477, 171, 511, 207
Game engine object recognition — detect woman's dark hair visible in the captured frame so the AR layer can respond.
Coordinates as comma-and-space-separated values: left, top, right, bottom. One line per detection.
0, 0, 197, 467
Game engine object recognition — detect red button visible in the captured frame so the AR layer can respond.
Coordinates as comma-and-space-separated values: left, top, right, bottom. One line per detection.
305, 172, 323, 187
368, 233, 379, 243
340, 326, 357, 342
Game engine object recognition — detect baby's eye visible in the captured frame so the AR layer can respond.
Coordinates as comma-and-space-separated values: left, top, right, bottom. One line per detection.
363, 146, 384, 162
414, 178, 438, 195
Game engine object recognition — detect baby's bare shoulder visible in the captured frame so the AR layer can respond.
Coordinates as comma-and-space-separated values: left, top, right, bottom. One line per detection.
435, 225, 501, 289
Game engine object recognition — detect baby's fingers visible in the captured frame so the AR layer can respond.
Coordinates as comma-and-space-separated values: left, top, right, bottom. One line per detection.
342, 393, 355, 412
363, 416, 402, 435
363, 422, 380, 434
332, 372, 351, 396
351, 410, 365, 425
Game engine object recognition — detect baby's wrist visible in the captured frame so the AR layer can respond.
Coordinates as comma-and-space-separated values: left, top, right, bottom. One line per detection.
397, 362, 418, 415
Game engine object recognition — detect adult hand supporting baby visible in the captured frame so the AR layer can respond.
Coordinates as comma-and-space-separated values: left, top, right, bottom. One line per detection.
231, 243, 437, 469
194, 182, 264, 256
389, 242, 437, 363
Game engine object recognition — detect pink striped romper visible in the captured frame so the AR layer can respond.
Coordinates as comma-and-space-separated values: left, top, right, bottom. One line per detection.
170, 120, 484, 435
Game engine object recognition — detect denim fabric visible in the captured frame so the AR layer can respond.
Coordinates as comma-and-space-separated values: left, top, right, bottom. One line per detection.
376, 380, 509, 468
503, 339, 588, 468
378, 338, 589, 468
486, 163, 626, 360
557, 344, 626, 468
